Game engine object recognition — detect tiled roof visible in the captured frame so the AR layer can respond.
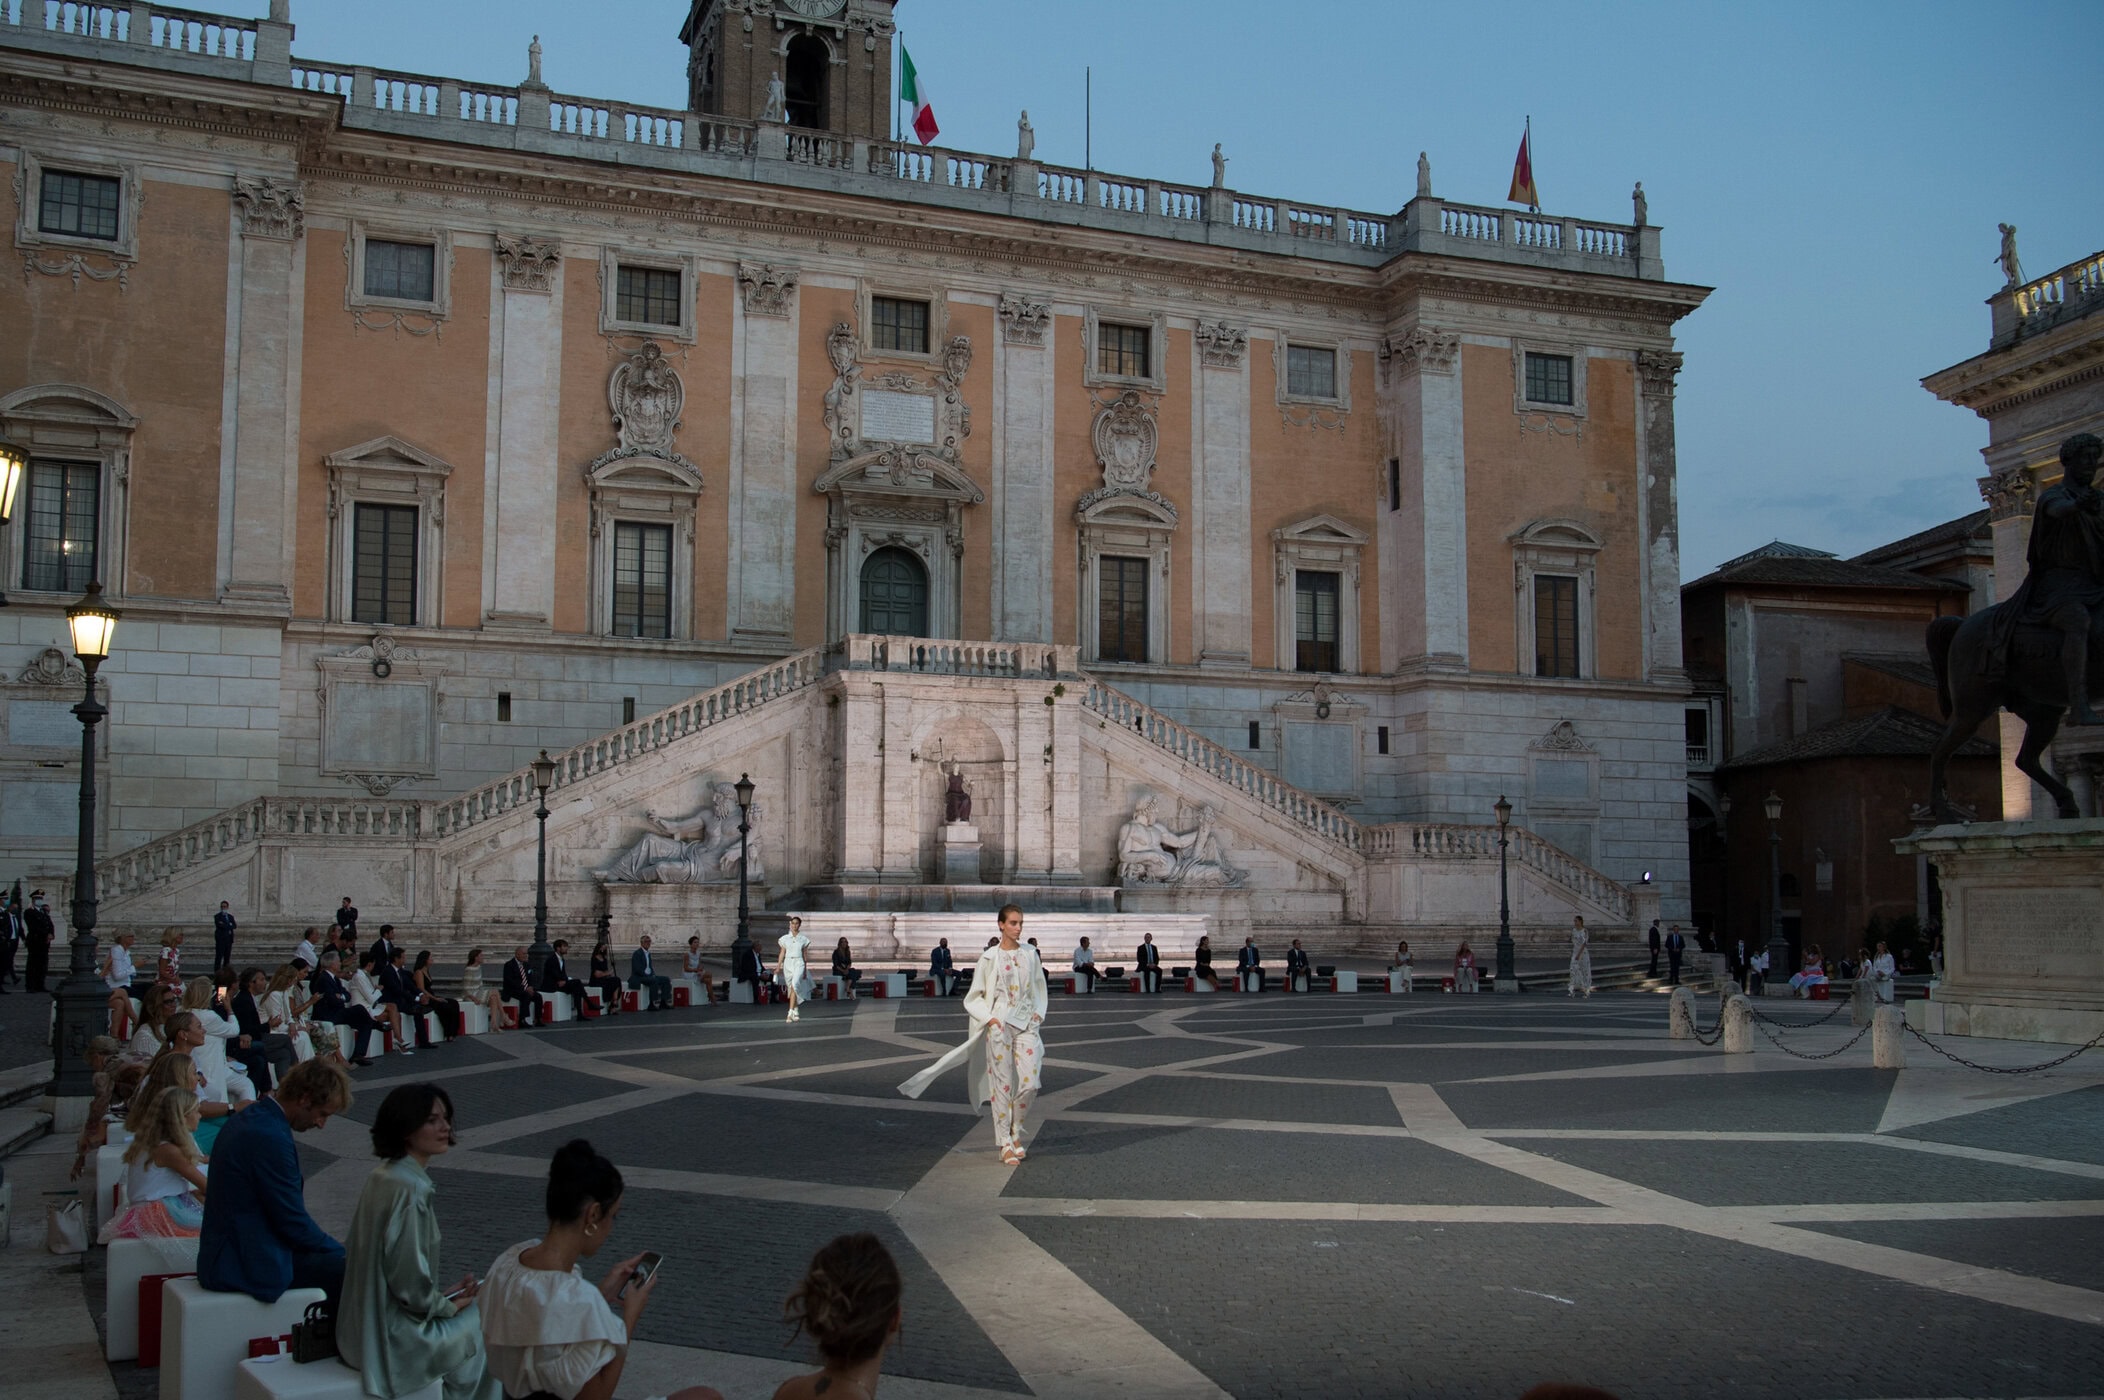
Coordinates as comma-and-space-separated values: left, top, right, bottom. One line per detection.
1720, 705, 1995, 769
1685, 554, 1956, 592
1841, 652, 1941, 690
1851, 510, 1992, 566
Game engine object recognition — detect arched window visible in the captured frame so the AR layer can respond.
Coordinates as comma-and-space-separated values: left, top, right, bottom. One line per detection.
860, 547, 928, 636
784, 35, 829, 129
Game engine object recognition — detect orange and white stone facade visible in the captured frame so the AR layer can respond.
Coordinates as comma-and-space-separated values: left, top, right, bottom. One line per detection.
0, 3, 1705, 948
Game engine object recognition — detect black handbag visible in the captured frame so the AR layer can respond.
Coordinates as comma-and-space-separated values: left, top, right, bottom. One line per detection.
289, 1299, 335, 1364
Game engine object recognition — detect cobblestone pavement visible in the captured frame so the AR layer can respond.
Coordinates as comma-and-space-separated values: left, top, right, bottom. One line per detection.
75, 986, 2104, 1399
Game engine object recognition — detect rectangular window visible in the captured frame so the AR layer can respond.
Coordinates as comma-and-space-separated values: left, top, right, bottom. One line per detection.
497, 692, 512, 722
1377, 725, 1390, 755
1294, 570, 1340, 673
351, 503, 417, 625
615, 265, 682, 328
870, 296, 930, 354
612, 521, 673, 639
1534, 575, 1581, 678
1388, 458, 1401, 513
1524, 351, 1574, 406
1286, 345, 1337, 399
39, 170, 121, 241
622, 697, 637, 725
1686, 707, 1710, 766
21, 461, 99, 593
1097, 322, 1151, 379
1097, 555, 1149, 663
364, 239, 437, 303
1248, 720, 1261, 750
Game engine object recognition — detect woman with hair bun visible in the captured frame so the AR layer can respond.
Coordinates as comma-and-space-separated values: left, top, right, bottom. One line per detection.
773, 1232, 903, 1400
478, 1138, 720, 1400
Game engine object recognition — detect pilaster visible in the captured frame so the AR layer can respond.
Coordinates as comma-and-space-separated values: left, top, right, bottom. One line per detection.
1192, 322, 1252, 666
994, 294, 1054, 642
1637, 348, 1686, 681
221, 176, 305, 610
729, 263, 800, 643
1385, 327, 1466, 667
480, 238, 564, 630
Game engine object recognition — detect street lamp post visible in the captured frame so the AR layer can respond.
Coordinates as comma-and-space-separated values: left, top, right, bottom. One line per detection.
52, 580, 119, 1122
1765, 790, 1787, 990
732, 773, 755, 972
528, 749, 557, 983
0, 438, 24, 608
1494, 794, 1516, 992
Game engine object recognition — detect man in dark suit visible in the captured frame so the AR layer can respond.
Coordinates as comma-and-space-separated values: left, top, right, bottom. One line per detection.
1647, 919, 1662, 979
378, 946, 431, 1046
1135, 933, 1161, 993
929, 938, 956, 995
230, 966, 292, 1089
1665, 923, 1687, 986
1285, 939, 1311, 992
198, 1059, 350, 1311
334, 897, 358, 940
499, 946, 538, 1027
309, 950, 378, 1064
1237, 937, 1265, 992
214, 901, 239, 972
0, 896, 20, 990
23, 889, 54, 992
628, 934, 672, 1011
540, 938, 586, 1008
367, 922, 399, 972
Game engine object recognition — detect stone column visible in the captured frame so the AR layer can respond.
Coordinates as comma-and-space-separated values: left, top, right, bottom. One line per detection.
1384, 328, 1466, 667
1636, 350, 1686, 679
730, 263, 800, 643
832, 671, 885, 884
481, 236, 565, 629
1980, 468, 2036, 819
1192, 322, 1251, 666
221, 176, 306, 607
993, 294, 1054, 642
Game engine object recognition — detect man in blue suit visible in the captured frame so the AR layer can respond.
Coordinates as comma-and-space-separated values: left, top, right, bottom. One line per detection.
629, 934, 673, 1011
198, 1058, 352, 1310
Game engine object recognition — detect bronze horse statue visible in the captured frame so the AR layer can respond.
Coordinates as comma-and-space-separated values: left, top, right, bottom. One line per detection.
1927, 607, 2104, 822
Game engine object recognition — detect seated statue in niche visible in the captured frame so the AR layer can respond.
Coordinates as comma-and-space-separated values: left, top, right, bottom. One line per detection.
1116, 796, 1244, 887
943, 767, 972, 824
603, 781, 764, 883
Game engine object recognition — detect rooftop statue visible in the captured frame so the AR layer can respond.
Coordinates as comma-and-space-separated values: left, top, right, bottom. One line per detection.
763, 70, 787, 123
1995, 222, 2024, 288
1928, 432, 2104, 821
1017, 110, 1034, 161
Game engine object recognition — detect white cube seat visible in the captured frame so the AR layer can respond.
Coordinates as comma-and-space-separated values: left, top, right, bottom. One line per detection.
459, 1001, 489, 1035
1331, 970, 1359, 993
105, 1235, 200, 1361
538, 991, 576, 1023
235, 1355, 441, 1400
93, 1137, 131, 1234
871, 972, 907, 999
161, 1277, 327, 1400
729, 980, 757, 1004
1387, 968, 1414, 993
421, 1010, 448, 1043
1184, 975, 1213, 993
1238, 970, 1262, 992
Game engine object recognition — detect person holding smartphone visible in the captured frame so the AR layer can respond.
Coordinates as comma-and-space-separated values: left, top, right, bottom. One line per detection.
479, 1138, 721, 1400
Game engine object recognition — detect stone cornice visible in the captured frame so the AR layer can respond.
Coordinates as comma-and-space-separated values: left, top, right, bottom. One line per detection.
1922, 326, 2104, 418
0, 49, 338, 150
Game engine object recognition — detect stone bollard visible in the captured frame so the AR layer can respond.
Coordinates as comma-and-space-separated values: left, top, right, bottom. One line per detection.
1722, 995, 1754, 1054
1872, 1004, 1906, 1068
1851, 978, 1875, 1028
1668, 986, 1697, 1040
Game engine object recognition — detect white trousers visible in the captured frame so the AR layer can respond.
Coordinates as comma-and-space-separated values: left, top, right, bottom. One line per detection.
986, 1021, 1043, 1150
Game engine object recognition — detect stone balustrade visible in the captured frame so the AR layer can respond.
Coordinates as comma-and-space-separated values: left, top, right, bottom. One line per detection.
98, 797, 423, 900
1362, 822, 1634, 922
1994, 247, 2104, 346
842, 635, 1071, 678
0, 1, 1664, 279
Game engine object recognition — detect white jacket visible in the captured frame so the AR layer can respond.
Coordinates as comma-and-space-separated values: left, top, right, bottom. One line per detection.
899, 942, 1048, 1110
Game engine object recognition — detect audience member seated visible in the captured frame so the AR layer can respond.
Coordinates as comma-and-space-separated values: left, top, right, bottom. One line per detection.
157, 927, 187, 991
179, 983, 259, 1109
412, 950, 464, 1040
1789, 945, 1830, 997
929, 938, 956, 995
99, 1083, 208, 1242
1236, 937, 1266, 992
1071, 937, 1100, 992
294, 927, 320, 971
500, 946, 539, 1028
586, 941, 627, 1015
313, 949, 382, 1065
198, 1057, 353, 1312
629, 935, 673, 1012
1284, 939, 1310, 991
339, 1083, 498, 1400
540, 939, 588, 1007
134, 1039, 236, 1154
1134, 933, 1162, 993
681, 937, 716, 1003
772, 1233, 902, 1400
1390, 940, 1415, 991
353, 950, 411, 1056
231, 966, 294, 1089
1194, 935, 1219, 989
1453, 941, 1478, 993
479, 1138, 721, 1400
126, 984, 183, 1066
102, 930, 139, 1036
67, 1035, 125, 1181
460, 948, 509, 1034
383, 946, 435, 1048
265, 962, 335, 1062
831, 938, 861, 991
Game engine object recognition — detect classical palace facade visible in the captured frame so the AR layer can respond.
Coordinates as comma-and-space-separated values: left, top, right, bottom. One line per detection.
0, 1, 1704, 953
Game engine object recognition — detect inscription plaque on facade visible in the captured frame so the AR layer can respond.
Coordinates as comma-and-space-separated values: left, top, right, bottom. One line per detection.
0, 779, 75, 838
9, 699, 80, 748
1283, 721, 1354, 795
1961, 887, 2104, 981
860, 389, 937, 445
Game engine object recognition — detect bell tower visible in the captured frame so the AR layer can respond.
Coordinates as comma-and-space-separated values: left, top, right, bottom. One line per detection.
679, 0, 898, 140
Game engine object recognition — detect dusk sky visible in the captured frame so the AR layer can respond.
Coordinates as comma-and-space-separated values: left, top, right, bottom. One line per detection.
286, 0, 2104, 578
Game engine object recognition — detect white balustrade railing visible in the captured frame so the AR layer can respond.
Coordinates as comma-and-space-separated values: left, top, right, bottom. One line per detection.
373, 72, 440, 117
550, 98, 609, 138
1038, 167, 1086, 204
1512, 214, 1561, 250
1441, 206, 1501, 241
1346, 215, 1387, 249
290, 64, 350, 101
844, 635, 1065, 678
1362, 822, 1633, 919
1288, 206, 1335, 241
99, 798, 423, 900
149, 4, 250, 57
1099, 177, 1145, 213
1232, 198, 1274, 233
1573, 222, 1628, 257
1160, 186, 1202, 221
460, 85, 516, 125
1081, 681, 1363, 850
787, 130, 853, 169
2015, 250, 2104, 326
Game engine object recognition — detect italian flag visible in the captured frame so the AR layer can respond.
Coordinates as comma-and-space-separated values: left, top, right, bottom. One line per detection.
900, 46, 939, 145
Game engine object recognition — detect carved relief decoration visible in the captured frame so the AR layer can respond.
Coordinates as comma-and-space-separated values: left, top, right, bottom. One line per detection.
15, 646, 84, 688
1194, 320, 1248, 368
737, 261, 799, 316
815, 323, 978, 494
232, 176, 305, 241
1531, 720, 1595, 754
1979, 468, 2035, 522
1079, 390, 1176, 520
594, 341, 696, 473
998, 293, 1050, 346
1280, 404, 1347, 433
1379, 326, 1460, 376
495, 234, 561, 293
1636, 348, 1684, 397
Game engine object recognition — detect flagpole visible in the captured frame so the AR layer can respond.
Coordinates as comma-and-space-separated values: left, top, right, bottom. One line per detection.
1085, 66, 1092, 172
892, 29, 900, 145
1526, 114, 1538, 213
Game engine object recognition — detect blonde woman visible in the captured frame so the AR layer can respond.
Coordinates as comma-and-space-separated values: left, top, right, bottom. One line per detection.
264, 963, 327, 1062
126, 984, 184, 1065
182, 976, 258, 1105
157, 927, 186, 991
776, 915, 810, 1023
460, 948, 507, 1033
99, 1083, 208, 1242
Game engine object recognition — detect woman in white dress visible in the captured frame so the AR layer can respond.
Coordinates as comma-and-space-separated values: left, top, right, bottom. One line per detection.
180, 976, 256, 1105
776, 916, 810, 1023
899, 905, 1049, 1166
263, 962, 320, 1062
1869, 940, 1897, 1004
460, 948, 507, 1033
1567, 916, 1593, 998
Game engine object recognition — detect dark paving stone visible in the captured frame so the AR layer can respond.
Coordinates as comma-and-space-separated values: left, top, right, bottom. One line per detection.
1075, 1074, 1403, 1127
1004, 1120, 1587, 1205
606, 1035, 907, 1082
1037, 1023, 1159, 1046
1255, 1045, 1696, 1084
340, 1063, 619, 1130
428, 1167, 1026, 1393
783, 1059, 1101, 1104
1448, 1067, 1899, 1132
1896, 1083, 2104, 1166
1052, 1036, 1260, 1069
1010, 1217, 2104, 1400
539, 1017, 851, 1055
1798, 1215, 2104, 1292
1518, 1138, 2103, 1207
495, 1090, 966, 1190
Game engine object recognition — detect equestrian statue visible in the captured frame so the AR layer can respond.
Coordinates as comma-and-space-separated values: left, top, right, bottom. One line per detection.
1927, 432, 2104, 822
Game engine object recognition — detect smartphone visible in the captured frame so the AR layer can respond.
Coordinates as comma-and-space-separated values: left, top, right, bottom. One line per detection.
444, 1277, 476, 1302
621, 1251, 663, 1298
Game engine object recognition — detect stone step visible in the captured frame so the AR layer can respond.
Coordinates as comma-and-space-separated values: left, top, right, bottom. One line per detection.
0, 1102, 52, 1159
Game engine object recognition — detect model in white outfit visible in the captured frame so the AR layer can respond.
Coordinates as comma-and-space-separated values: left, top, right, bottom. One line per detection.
1567, 917, 1593, 997
898, 906, 1049, 1166
1870, 942, 1897, 1003
777, 916, 810, 1023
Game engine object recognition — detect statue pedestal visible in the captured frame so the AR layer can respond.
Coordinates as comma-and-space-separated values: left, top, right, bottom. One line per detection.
1893, 819, 2104, 1044
939, 822, 983, 884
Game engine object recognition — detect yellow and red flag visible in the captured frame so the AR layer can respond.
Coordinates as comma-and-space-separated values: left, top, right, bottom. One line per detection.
1507, 122, 1538, 210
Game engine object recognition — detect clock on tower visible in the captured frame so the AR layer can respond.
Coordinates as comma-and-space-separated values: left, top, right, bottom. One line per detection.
678, 0, 897, 140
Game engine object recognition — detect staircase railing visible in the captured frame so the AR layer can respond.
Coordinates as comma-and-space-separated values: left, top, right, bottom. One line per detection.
1363, 822, 1633, 920
1080, 678, 1363, 850
99, 797, 423, 901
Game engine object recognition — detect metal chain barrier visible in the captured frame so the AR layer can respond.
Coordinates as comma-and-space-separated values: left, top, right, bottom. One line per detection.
1753, 1017, 1873, 1060
1674, 999, 1726, 1047
1901, 1022, 2104, 1075
1748, 997, 1850, 1029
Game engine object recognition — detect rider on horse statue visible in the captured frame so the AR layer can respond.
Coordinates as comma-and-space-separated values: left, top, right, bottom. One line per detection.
1988, 432, 2104, 725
